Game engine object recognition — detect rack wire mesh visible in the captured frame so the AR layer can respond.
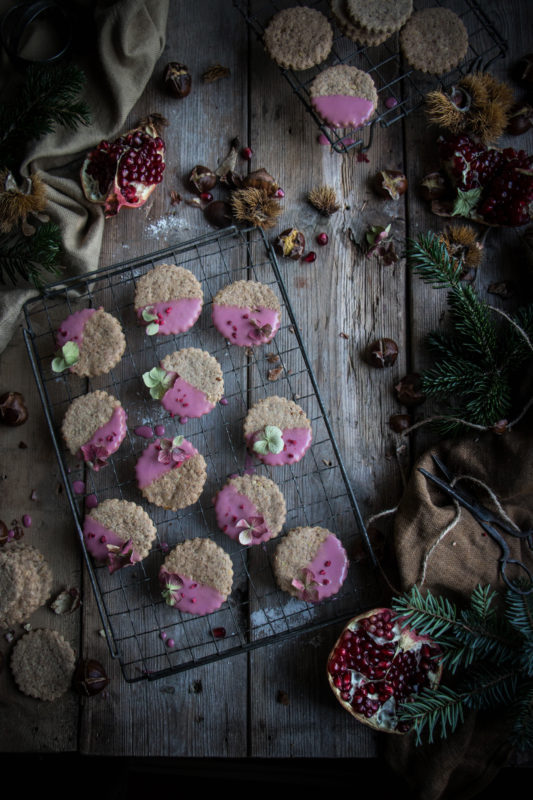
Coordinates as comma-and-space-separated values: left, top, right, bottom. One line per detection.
23, 226, 385, 682
234, 0, 507, 153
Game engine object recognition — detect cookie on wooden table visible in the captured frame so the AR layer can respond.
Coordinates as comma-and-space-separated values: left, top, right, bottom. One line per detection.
244, 395, 312, 466
52, 307, 126, 377
214, 474, 286, 546
10, 628, 76, 701
83, 499, 157, 574
134, 263, 203, 337
0, 544, 52, 628
400, 8, 469, 75
61, 390, 127, 471
345, 0, 412, 35
330, 0, 394, 47
273, 526, 349, 602
135, 435, 207, 511
143, 348, 224, 422
263, 6, 333, 71
212, 280, 281, 347
309, 65, 378, 129
159, 537, 233, 616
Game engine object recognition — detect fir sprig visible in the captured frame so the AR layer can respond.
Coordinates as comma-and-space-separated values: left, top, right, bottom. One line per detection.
0, 222, 62, 288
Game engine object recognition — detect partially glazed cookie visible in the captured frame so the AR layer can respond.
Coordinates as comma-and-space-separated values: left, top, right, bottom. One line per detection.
52, 307, 125, 377
309, 65, 378, 129
212, 280, 281, 347
83, 499, 157, 574
244, 396, 312, 466
273, 526, 349, 602
0, 544, 53, 628
11, 629, 76, 701
159, 537, 233, 616
61, 390, 127, 471
134, 263, 203, 336
143, 348, 224, 422
263, 6, 333, 71
214, 474, 286, 546
135, 435, 207, 511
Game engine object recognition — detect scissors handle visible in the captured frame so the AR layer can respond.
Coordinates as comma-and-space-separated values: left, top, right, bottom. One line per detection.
500, 557, 533, 595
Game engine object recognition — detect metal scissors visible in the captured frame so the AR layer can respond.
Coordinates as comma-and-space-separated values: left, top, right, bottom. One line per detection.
418, 453, 533, 596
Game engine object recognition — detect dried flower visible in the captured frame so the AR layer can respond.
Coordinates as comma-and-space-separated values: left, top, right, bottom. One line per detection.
308, 185, 340, 216
142, 367, 174, 399
253, 425, 283, 455
235, 516, 268, 546
202, 64, 231, 83
291, 568, 319, 602
157, 435, 188, 466
80, 443, 109, 471
230, 187, 282, 230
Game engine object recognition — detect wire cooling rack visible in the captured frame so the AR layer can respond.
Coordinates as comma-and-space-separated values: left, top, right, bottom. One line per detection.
23, 226, 385, 682
234, 0, 507, 154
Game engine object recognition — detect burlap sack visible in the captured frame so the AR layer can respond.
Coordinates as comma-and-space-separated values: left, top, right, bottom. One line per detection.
385, 422, 533, 798
0, 0, 169, 353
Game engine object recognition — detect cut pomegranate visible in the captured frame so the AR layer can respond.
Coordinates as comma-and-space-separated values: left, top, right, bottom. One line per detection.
327, 608, 442, 733
438, 133, 533, 226
81, 119, 166, 217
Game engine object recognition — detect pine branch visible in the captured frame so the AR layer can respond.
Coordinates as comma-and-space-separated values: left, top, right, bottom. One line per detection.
408, 232, 462, 289
397, 685, 465, 745
510, 683, 533, 750
392, 584, 459, 638
462, 663, 520, 710
421, 358, 491, 398
506, 589, 533, 640
0, 223, 62, 288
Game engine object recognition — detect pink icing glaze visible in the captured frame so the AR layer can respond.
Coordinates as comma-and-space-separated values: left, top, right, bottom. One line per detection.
215, 483, 272, 545
246, 426, 312, 466
79, 406, 128, 470
295, 534, 349, 602
134, 425, 154, 439
137, 297, 202, 336
312, 95, 375, 129
159, 568, 225, 616
72, 480, 85, 495
135, 437, 197, 490
161, 373, 215, 419
212, 304, 280, 347
83, 515, 141, 573
56, 307, 96, 349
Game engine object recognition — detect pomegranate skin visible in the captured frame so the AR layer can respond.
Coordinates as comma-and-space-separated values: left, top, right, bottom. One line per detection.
327, 607, 442, 734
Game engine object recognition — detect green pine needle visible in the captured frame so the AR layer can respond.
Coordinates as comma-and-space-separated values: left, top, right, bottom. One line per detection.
398, 686, 465, 745
0, 222, 63, 288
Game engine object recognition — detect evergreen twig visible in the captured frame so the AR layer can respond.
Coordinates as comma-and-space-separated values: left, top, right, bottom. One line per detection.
0, 223, 62, 288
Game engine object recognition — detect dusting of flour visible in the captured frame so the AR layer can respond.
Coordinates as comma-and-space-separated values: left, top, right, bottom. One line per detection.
145, 215, 192, 239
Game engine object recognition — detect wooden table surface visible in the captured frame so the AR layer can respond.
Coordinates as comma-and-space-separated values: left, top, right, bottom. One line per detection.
1, 0, 532, 763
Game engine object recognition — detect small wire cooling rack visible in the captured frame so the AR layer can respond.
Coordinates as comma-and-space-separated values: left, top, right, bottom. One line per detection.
234, 0, 507, 154
23, 226, 384, 682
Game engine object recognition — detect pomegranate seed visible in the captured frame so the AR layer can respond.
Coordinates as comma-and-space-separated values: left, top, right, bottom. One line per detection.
302, 251, 316, 263
241, 146, 253, 160
317, 232, 328, 246
275, 188, 285, 198
212, 627, 226, 639
201, 192, 213, 201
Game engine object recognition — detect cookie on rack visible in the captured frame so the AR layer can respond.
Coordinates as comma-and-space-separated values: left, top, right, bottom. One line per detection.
214, 474, 286, 546
143, 348, 224, 421
134, 263, 203, 337
330, 0, 394, 47
263, 6, 333, 71
10, 628, 76, 701
83, 499, 157, 574
243, 395, 312, 466
61, 390, 127, 471
400, 8, 469, 75
0, 544, 53, 629
309, 65, 378, 129
135, 435, 207, 511
345, 0, 413, 35
273, 526, 349, 602
212, 280, 281, 347
159, 537, 233, 616
52, 306, 126, 377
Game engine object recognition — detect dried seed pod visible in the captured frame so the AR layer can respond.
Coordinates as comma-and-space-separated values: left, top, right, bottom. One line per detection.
163, 62, 192, 99
0, 391, 28, 426
72, 658, 110, 697
365, 338, 399, 368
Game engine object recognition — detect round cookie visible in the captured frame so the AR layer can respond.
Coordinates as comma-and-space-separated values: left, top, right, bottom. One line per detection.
61, 390, 127, 471
10, 629, 76, 701
215, 474, 286, 546
0, 544, 53, 628
263, 6, 333, 71
135, 435, 207, 511
330, 0, 394, 47
212, 280, 281, 347
52, 306, 125, 377
346, 0, 413, 35
159, 537, 233, 616
309, 65, 378, 129
273, 526, 349, 602
134, 263, 203, 337
244, 395, 312, 466
143, 348, 224, 422
400, 8, 469, 75
83, 499, 157, 574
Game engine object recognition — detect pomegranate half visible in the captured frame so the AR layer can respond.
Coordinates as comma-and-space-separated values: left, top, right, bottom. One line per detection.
327, 607, 442, 733
81, 120, 165, 217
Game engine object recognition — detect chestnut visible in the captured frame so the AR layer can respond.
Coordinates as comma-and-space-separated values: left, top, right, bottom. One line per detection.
0, 391, 28, 426
274, 228, 305, 260
389, 413, 412, 433
394, 373, 425, 407
188, 165, 216, 195
419, 172, 447, 202
72, 658, 110, 697
204, 200, 233, 228
374, 170, 407, 200
163, 62, 192, 98
365, 338, 399, 368
242, 168, 279, 196
505, 104, 533, 135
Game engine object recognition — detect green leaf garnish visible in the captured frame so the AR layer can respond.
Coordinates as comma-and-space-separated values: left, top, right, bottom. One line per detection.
452, 188, 482, 219
253, 424, 284, 455
142, 367, 174, 399
51, 341, 79, 373
142, 308, 157, 322
172, 435, 184, 449
146, 322, 159, 336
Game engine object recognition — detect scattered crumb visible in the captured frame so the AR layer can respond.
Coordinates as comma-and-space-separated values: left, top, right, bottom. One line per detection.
266, 353, 279, 364
268, 366, 284, 382
339, 332, 349, 339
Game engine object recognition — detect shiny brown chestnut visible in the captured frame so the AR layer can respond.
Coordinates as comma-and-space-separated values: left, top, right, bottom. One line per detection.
72, 658, 110, 697
365, 338, 399, 368
242, 168, 279, 196
204, 200, 233, 228
374, 170, 407, 200
0, 392, 28, 426
419, 172, 447, 202
389, 414, 412, 433
188, 165, 216, 195
274, 228, 305, 260
163, 62, 192, 98
394, 373, 425, 407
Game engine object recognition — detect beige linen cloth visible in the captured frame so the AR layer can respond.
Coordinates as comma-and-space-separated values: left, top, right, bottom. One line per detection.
0, 0, 169, 353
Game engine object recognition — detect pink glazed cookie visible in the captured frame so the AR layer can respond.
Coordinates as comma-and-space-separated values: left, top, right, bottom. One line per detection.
243, 395, 312, 466
135, 435, 207, 511
52, 307, 125, 377
61, 390, 127, 471
134, 263, 203, 337
83, 499, 157, 574
214, 474, 286, 546
159, 538, 233, 616
309, 65, 378, 129
212, 280, 281, 347
273, 526, 349, 602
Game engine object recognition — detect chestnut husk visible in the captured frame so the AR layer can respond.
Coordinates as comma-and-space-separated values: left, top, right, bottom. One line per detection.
0, 392, 28, 426
73, 658, 110, 697
394, 373, 425, 407
188, 165, 216, 195
365, 338, 399, 368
